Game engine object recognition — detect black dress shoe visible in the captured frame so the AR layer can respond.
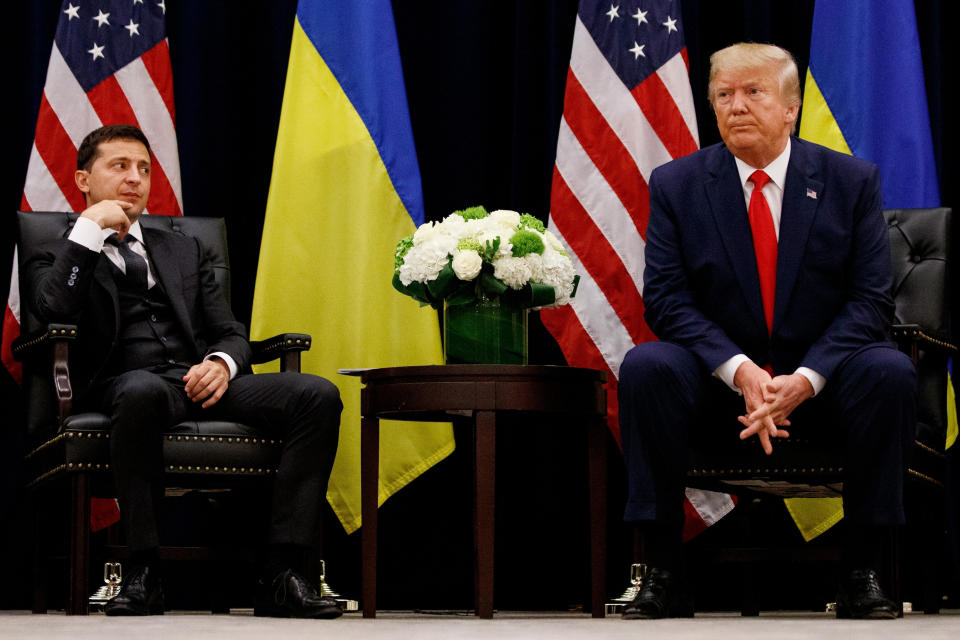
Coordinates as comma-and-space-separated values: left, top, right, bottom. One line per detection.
622, 567, 693, 619
104, 565, 164, 616
836, 569, 898, 619
254, 568, 343, 619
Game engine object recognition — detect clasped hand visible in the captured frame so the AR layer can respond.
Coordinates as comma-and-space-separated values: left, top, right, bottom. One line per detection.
183, 358, 230, 408
733, 361, 813, 455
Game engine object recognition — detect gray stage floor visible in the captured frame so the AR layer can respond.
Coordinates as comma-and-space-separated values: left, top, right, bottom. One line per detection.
2, 610, 959, 640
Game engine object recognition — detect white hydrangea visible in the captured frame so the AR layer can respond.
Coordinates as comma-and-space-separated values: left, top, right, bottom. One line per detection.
398, 232, 458, 285
492, 256, 532, 290
538, 248, 577, 305
471, 217, 514, 258
451, 249, 483, 281
437, 213, 469, 237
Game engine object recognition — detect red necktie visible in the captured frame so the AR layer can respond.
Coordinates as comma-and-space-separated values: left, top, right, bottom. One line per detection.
748, 170, 777, 335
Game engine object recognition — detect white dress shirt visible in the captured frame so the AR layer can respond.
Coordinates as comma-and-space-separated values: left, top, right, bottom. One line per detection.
712, 139, 826, 396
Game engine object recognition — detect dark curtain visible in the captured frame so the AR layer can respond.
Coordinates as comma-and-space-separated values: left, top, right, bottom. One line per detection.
2, 0, 955, 610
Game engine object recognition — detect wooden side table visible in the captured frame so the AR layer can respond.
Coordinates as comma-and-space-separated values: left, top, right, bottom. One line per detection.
356, 364, 607, 618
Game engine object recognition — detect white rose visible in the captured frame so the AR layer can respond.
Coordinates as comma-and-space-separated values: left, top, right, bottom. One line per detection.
493, 256, 532, 290
488, 209, 522, 229
542, 229, 566, 254
451, 249, 483, 281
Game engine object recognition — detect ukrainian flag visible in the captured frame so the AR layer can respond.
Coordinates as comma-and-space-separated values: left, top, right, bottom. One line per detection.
791, 0, 943, 541
250, 0, 454, 533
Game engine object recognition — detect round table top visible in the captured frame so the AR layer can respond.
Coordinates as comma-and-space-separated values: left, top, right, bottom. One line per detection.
357, 364, 607, 420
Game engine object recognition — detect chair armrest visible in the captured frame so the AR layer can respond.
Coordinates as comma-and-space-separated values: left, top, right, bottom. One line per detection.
250, 333, 312, 372
11, 323, 78, 360
891, 324, 957, 359
12, 323, 77, 430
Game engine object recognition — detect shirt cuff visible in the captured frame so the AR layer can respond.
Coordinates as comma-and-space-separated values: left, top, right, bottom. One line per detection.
205, 352, 238, 380
714, 354, 750, 394
795, 366, 826, 396
68, 216, 106, 252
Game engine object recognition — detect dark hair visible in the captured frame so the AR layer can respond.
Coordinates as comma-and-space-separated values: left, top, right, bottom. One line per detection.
76, 124, 152, 171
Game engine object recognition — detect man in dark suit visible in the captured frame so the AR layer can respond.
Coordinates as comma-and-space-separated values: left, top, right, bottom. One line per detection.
26, 124, 344, 618
618, 44, 915, 619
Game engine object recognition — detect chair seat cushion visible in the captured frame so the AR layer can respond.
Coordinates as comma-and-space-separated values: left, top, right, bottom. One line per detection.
26, 413, 284, 491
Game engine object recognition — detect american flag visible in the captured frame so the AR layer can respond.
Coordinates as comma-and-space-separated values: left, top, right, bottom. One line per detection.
541, 0, 735, 539
2, 0, 182, 386
3, 0, 182, 531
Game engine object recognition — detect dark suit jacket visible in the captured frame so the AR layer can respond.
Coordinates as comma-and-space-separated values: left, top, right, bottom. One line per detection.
642, 137, 894, 381
25, 223, 251, 399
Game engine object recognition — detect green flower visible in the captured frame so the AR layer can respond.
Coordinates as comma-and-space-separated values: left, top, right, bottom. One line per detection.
519, 213, 546, 233
453, 205, 489, 220
394, 235, 414, 273
457, 238, 484, 253
509, 229, 545, 257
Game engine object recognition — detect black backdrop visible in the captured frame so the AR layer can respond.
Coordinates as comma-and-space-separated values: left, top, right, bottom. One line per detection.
1, 0, 955, 611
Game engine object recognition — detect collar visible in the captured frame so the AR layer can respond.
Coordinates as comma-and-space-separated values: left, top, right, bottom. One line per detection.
733, 137, 791, 192
103, 219, 144, 245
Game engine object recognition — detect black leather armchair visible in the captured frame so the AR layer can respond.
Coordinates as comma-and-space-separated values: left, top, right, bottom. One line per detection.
13, 211, 313, 615
683, 207, 954, 613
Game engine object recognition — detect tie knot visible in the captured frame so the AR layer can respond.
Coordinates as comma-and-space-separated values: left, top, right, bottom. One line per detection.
106, 234, 136, 247
750, 170, 771, 190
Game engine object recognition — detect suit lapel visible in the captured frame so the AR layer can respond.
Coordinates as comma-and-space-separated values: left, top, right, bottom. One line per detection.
143, 227, 195, 339
704, 146, 768, 336
773, 139, 823, 332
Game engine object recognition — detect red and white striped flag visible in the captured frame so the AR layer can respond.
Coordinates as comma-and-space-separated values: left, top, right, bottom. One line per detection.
2, 0, 182, 385
3, 0, 182, 531
542, 0, 736, 538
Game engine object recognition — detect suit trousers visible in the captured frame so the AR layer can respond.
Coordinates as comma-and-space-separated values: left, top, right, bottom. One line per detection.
618, 341, 917, 527
91, 367, 342, 551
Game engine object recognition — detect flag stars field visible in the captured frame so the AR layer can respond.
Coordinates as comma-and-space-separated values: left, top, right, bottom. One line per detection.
87, 42, 104, 60
64, 3, 80, 20
633, 8, 648, 25
662, 15, 678, 33
607, 4, 620, 21
93, 9, 110, 27
125, 19, 140, 37
630, 42, 646, 59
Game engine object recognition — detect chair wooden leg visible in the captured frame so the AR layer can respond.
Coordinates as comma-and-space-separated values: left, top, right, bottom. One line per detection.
31, 496, 48, 614
68, 474, 91, 615
588, 417, 607, 618
888, 525, 902, 618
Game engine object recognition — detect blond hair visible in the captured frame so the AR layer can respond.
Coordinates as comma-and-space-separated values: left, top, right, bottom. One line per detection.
708, 43, 801, 109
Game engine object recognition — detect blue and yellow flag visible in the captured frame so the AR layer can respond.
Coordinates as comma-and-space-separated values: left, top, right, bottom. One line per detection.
792, 0, 943, 541
250, 0, 454, 533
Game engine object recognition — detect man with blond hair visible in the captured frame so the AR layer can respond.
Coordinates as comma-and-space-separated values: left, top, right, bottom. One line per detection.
618, 43, 915, 619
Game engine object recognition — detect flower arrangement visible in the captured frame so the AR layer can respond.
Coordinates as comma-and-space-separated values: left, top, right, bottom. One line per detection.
393, 206, 579, 309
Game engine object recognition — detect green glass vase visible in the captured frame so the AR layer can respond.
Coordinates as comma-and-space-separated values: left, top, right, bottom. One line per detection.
443, 292, 528, 365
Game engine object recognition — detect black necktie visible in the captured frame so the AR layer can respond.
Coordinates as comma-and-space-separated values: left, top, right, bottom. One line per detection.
106, 234, 149, 291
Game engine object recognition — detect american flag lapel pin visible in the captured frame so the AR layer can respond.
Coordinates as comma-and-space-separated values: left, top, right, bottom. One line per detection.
806, 188, 818, 200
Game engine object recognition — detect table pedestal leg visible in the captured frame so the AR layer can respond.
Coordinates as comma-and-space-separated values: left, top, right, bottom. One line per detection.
474, 410, 495, 618
361, 416, 379, 618
588, 417, 607, 617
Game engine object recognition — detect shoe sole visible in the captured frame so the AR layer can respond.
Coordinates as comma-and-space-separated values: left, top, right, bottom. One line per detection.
104, 606, 164, 616
253, 606, 343, 619
836, 607, 898, 619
